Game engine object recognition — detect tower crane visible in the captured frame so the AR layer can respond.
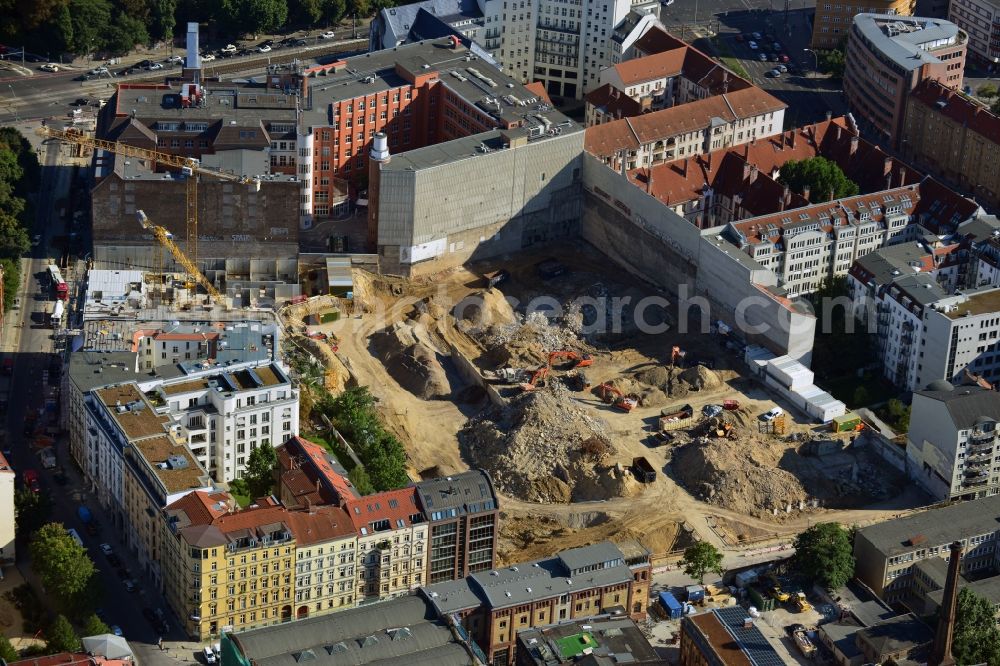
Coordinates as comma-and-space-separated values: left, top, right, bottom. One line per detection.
35, 126, 259, 274
136, 210, 223, 304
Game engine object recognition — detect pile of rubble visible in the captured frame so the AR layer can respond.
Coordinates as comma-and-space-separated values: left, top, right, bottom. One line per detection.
672, 437, 810, 519
600, 364, 725, 408
477, 311, 592, 369
459, 385, 641, 503
370, 320, 451, 400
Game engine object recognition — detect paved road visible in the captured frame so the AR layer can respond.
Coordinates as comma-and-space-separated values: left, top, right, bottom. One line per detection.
3, 137, 194, 666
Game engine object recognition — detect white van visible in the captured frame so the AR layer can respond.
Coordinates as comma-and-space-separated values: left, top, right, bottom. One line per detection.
66, 528, 83, 547
763, 407, 784, 421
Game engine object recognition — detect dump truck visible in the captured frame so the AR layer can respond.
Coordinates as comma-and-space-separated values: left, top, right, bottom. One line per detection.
793, 627, 817, 658
659, 404, 695, 431
631, 456, 656, 483
483, 269, 510, 288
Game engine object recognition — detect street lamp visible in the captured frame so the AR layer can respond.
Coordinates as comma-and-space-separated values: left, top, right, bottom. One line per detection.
803, 47, 818, 77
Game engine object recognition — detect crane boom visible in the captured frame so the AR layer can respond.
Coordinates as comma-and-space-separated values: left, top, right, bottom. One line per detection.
136, 210, 222, 302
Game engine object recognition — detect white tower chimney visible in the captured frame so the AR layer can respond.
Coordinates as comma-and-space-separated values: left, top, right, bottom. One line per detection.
370, 132, 390, 163
186, 22, 201, 70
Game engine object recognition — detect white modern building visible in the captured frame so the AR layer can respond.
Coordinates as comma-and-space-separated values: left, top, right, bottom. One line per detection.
0, 452, 13, 566
907, 381, 1000, 501
370, 0, 662, 98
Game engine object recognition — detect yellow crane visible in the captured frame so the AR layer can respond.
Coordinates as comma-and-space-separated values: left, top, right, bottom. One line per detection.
35, 125, 258, 274
136, 210, 223, 303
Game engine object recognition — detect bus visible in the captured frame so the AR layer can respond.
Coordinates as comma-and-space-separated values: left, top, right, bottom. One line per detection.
47, 264, 68, 301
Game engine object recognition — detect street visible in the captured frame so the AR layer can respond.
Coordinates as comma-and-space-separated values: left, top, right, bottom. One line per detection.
2, 135, 192, 666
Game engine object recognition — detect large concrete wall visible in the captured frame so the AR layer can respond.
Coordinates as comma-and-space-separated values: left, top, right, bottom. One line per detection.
581, 155, 815, 363
374, 131, 584, 275
91, 174, 301, 263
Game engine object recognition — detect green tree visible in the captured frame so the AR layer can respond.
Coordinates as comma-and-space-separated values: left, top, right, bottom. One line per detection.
322, 0, 346, 22
245, 441, 278, 498
222, 0, 289, 34
348, 0, 368, 18
2, 258, 20, 312
991, 98, 1000, 116
149, 0, 177, 42
290, 0, 323, 23
778, 156, 859, 204
103, 12, 150, 54
883, 398, 911, 432
365, 433, 409, 490
81, 613, 111, 638
348, 465, 374, 495
954, 587, 1000, 665
0, 635, 18, 662
45, 615, 80, 653
816, 47, 845, 78
977, 83, 999, 98
67, 0, 112, 54
793, 522, 854, 590
681, 541, 724, 584
29, 523, 96, 605
15, 487, 53, 535
852, 385, 869, 407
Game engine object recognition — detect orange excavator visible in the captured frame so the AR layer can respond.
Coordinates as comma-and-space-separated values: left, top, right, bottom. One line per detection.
548, 350, 594, 369
519, 367, 550, 392
596, 382, 638, 412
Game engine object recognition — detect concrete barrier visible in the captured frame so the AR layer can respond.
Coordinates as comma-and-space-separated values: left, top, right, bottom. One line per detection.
448, 342, 505, 408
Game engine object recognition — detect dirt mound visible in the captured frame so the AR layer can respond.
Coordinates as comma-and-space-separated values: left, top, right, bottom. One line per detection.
460, 388, 635, 503
606, 376, 669, 409
672, 437, 809, 519
371, 321, 452, 400
454, 289, 517, 329
478, 311, 590, 369
635, 366, 670, 387
679, 365, 723, 391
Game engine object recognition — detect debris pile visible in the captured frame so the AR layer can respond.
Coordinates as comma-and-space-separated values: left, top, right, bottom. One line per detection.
459, 387, 641, 503
672, 437, 809, 519
477, 311, 592, 369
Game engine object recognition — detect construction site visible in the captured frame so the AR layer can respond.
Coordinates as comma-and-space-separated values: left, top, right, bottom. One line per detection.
282, 245, 915, 561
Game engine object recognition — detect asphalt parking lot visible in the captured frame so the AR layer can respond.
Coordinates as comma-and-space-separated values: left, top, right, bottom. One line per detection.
661, 1, 847, 128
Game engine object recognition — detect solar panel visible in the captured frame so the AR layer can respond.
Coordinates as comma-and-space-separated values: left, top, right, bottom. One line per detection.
713, 606, 787, 666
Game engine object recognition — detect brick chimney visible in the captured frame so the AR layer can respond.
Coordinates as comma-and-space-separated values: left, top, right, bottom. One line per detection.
749, 164, 758, 185
929, 541, 963, 666
850, 135, 859, 156
884, 156, 893, 178
899, 167, 907, 187
647, 168, 653, 193
836, 124, 842, 141
743, 161, 751, 181
790, 131, 796, 148
803, 184, 811, 201
783, 183, 791, 206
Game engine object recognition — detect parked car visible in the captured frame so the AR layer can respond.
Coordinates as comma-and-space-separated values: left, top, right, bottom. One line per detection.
293, 38, 308, 46
748, 40, 758, 50
779, 53, 790, 63
22, 469, 40, 493
758, 52, 767, 61
111, 625, 122, 637
71, 97, 89, 106
136, 59, 153, 68
773, 41, 782, 51
261, 38, 274, 47
221, 44, 238, 54
166, 55, 183, 63
769, 68, 781, 77
87, 66, 108, 76
752, 31, 762, 39
763, 407, 784, 421
201, 53, 216, 61
319, 31, 336, 39
123, 579, 136, 593
204, 647, 217, 664
39, 63, 59, 72
769, 53, 778, 61
778, 64, 788, 72
147, 62, 163, 70
257, 44, 272, 53
734, 33, 744, 42
100, 543, 114, 556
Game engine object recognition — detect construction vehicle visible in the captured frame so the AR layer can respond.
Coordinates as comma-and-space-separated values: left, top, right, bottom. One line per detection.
766, 574, 790, 602
794, 592, 812, 613
792, 627, 817, 658
519, 367, 549, 392
488, 367, 524, 384
135, 211, 223, 303
548, 350, 593, 369
565, 370, 591, 392
659, 403, 695, 431
595, 383, 638, 411
37, 125, 258, 283
711, 418, 737, 440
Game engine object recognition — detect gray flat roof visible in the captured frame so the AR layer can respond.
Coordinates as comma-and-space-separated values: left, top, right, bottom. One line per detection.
853, 240, 934, 287
914, 383, 1000, 430
928, 574, 1000, 607
857, 494, 1000, 557
891, 272, 948, 306
516, 617, 659, 664
415, 469, 497, 516
852, 14, 965, 72
70, 351, 143, 393
113, 81, 299, 124
820, 621, 864, 660
231, 595, 473, 666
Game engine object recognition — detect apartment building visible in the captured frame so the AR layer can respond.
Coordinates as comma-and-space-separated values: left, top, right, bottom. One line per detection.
149, 362, 298, 482
854, 495, 1000, 602
285, 508, 359, 618
948, 0, 1000, 62
276, 435, 359, 509
583, 84, 642, 126
345, 488, 429, 603
904, 79, 1000, 210
906, 381, 1000, 501
844, 14, 966, 147
679, 607, 787, 665
584, 87, 786, 171
424, 541, 651, 666
0, 451, 13, 566
415, 471, 499, 583
811, 0, 916, 48
163, 496, 297, 638
370, 0, 661, 99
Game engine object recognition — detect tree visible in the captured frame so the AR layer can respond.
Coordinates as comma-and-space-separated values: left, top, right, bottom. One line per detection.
81, 613, 111, 638
222, 0, 289, 34
29, 523, 96, 605
322, 0, 346, 22
778, 156, 859, 204
348, 466, 374, 495
67, 0, 112, 54
883, 398, 911, 432
681, 542, 723, 584
793, 522, 854, 589
2, 259, 20, 312
149, 0, 177, 42
245, 441, 278, 498
103, 12, 150, 54
0, 635, 18, 662
816, 47, 845, 78
45, 615, 80, 653
290, 0, 323, 23
348, 0, 368, 18
852, 385, 869, 407
15, 487, 52, 535
977, 83, 999, 98
954, 587, 1000, 665
364, 433, 409, 490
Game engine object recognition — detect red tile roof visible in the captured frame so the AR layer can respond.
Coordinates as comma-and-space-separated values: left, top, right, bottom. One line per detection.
585, 83, 643, 122
631, 27, 687, 57
612, 48, 686, 85
910, 79, 1000, 144
278, 435, 358, 506
524, 81, 552, 104
344, 487, 421, 534
211, 503, 291, 536
284, 506, 356, 546
165, 490, 234, 527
